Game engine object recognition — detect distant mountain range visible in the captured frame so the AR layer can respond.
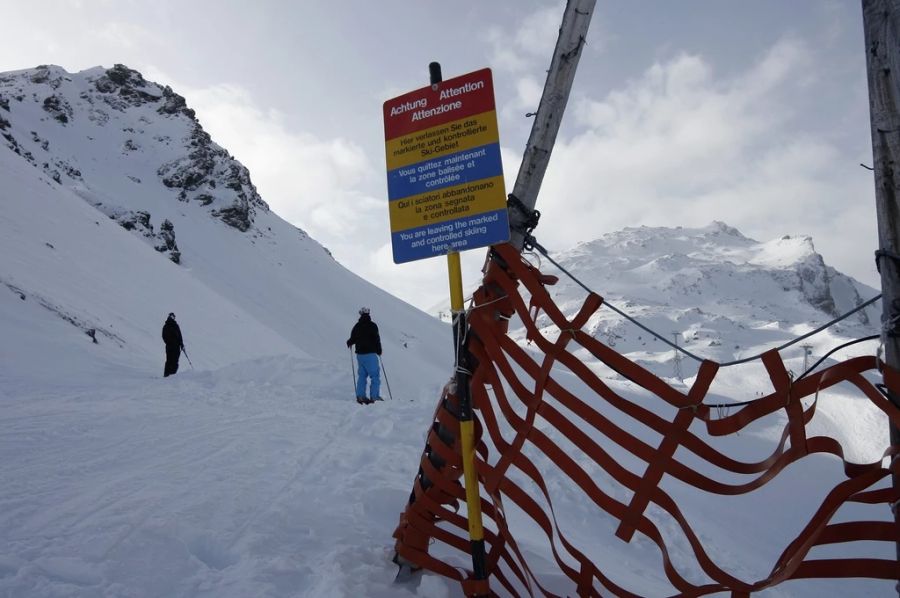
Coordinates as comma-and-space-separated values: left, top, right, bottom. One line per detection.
506, 221, 880, 379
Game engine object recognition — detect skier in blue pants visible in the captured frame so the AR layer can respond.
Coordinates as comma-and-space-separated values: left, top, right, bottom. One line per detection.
346, 307, 382, 404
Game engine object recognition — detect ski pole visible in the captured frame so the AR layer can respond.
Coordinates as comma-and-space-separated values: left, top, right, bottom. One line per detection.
349, 347, 357, 397
181, 346, 194, 370
379, 355, 393, 400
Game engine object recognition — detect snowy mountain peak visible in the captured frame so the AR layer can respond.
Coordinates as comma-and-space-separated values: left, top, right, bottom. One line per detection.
0, 63, 267, 237
562, 222, 863, 315
517, 222, 879, 378
569, 221, 755, 262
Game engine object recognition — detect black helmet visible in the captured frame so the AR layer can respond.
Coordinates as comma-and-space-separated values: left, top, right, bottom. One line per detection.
167, 312, 176, 320
359, 307, 370, 315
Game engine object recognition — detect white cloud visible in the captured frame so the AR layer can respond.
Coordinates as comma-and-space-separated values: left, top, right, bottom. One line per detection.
510, 6, 562, 65
488, 5, 566, 117
511, 76, 544, 115
530, 36, 877, 287
182, 84, 375, 233
141, 67, 382, 237
97, 22, 159, 51
486, 6, 560, 75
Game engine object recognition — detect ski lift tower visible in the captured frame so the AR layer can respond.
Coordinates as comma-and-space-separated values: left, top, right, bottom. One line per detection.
672, 332, 683, 382
801, 343, 813, 372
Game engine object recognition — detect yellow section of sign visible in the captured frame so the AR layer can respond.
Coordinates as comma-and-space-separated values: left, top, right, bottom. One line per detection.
389, 175, 507, 232
385, 110, 499, 171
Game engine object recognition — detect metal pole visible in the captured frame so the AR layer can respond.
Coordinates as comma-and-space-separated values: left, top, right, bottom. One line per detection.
861, 0, 900, 589
431, 61, 489, 595
508, 0, 596, 250
350, 347, 357, 398
379, 355, 393, 400
181, 346, 194, 369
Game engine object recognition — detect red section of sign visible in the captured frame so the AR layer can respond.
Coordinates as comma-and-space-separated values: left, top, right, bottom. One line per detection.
383, 68, 495, 141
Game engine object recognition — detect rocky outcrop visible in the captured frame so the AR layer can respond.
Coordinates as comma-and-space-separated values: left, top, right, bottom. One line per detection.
29, 65, 67, 88
91, 64, 162, 112
157, 86, 196, 119
42, 158, 81, 184
2, 129, 34, 164
42, 94, 73, 124
116, 210, 154, 237
158, 127, 266, 232
93, 205, 181, 264
2, 278, 125, 347
154, 219, 181, 264
795, 252, 837, 316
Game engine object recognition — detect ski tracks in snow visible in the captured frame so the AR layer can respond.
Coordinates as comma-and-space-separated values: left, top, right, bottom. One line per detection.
0, 358, 451, 597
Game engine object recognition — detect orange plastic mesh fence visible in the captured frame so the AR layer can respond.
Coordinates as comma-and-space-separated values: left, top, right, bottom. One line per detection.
392, 243, 900, 597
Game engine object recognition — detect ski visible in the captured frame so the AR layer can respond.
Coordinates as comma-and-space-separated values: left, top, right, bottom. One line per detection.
392, 552, 421, 583
394, 563, 417, 582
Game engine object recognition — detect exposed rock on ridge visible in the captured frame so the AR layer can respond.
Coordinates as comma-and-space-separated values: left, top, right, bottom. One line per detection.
0, 63, 268, 242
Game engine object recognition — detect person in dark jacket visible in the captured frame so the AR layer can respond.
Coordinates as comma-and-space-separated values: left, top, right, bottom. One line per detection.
162, 312, 184, 377
346, 307, 382, 404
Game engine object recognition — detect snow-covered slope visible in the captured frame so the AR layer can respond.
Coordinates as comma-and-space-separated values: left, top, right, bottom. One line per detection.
514, 222, 880, 379
0, 64, 450, 390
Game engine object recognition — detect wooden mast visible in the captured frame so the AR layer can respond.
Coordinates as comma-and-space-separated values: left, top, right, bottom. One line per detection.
508, 0, 596, 250
861, 0, 900, 587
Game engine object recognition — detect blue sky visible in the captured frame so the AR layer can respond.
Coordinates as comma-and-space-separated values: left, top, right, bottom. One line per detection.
1, 1, 877, 310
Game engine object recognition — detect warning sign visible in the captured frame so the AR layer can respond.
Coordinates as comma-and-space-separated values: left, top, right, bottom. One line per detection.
383, 68, 510, 263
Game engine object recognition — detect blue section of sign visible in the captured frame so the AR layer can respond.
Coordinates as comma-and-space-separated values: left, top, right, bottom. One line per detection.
387, 143, 502, 201
391, 209, 510, 264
